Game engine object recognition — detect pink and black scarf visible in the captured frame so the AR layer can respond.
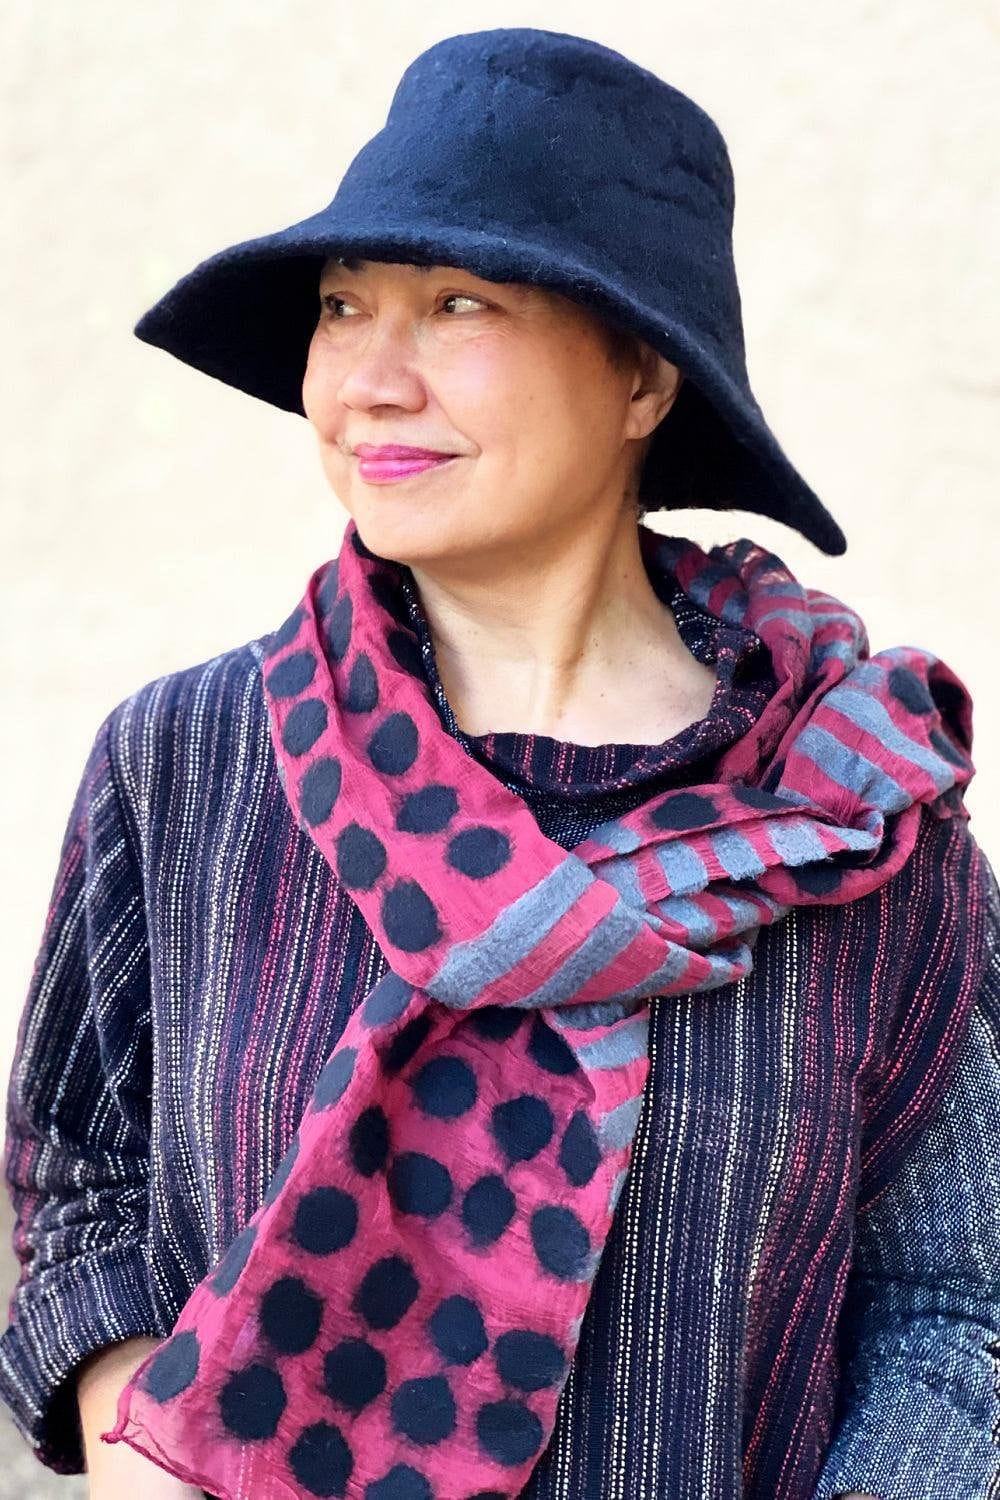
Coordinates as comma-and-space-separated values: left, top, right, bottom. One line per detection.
102, 520, 975, 1500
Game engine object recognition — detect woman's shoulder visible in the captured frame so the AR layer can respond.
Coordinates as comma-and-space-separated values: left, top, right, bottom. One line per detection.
95, 633, 271, 798
885, 796, 995, 939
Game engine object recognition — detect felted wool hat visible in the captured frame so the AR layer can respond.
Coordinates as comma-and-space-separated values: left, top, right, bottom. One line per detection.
133, 26, 848, 556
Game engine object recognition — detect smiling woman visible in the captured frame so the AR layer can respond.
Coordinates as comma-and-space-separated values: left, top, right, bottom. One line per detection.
1, 24, 997, 1500
312, 256, 667, 503
298, 253, 695, 732
298, 253, 713, 745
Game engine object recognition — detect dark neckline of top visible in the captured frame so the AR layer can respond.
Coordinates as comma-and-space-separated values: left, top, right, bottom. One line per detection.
393, 544, 778, 804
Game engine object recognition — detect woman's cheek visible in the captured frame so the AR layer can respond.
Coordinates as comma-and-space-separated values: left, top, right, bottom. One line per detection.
301, 335, 338, 427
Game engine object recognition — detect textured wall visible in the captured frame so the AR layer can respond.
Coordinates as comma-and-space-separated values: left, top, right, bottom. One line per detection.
1, 3, 998, 1487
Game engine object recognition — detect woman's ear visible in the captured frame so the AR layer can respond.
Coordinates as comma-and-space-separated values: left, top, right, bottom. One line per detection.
629, 350, 684, 440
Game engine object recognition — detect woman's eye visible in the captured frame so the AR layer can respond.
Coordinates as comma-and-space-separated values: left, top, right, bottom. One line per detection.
439, 294, 485, 313
319, 292, 485, 318
321, 294, 356, 318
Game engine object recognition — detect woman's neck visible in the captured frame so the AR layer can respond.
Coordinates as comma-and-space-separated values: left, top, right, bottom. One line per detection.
405, 518, 717, 746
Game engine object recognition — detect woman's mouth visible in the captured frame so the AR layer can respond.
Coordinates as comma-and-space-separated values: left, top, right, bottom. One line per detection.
356, 455, 457, 483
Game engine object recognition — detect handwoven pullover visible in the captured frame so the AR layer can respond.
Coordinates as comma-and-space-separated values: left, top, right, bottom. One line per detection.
1, 558, 998, 1499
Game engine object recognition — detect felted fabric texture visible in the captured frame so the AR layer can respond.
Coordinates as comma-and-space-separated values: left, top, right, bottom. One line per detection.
99, 520, 975, 1499
129, 26, 847, 557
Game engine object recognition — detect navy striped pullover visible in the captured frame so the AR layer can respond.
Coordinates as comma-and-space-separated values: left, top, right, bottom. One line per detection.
1, 559, 998, 1498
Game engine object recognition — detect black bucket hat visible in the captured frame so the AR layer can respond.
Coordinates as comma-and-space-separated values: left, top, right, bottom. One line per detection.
134, 26, 847, 555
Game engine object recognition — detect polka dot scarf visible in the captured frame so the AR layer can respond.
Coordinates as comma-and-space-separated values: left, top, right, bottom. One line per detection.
103, 520, 975, 1499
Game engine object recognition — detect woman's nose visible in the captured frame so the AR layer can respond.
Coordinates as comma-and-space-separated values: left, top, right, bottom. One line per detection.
335, 318, 428, 408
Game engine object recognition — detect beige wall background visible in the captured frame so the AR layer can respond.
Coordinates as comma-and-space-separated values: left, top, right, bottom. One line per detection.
0, 0, 997, 1488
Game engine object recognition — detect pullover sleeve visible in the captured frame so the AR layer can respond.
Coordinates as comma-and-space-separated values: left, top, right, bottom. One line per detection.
814, 821, 1000, 1500
0, 707, 162, 1474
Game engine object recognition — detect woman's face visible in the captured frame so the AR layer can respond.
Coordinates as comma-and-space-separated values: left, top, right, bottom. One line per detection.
302, 256, 681, 570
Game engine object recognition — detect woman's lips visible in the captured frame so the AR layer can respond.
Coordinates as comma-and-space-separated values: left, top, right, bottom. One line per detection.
356, 455, 457, 483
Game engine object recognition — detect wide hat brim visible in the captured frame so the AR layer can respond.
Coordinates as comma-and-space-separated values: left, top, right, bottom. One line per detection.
134, 212, 847, 556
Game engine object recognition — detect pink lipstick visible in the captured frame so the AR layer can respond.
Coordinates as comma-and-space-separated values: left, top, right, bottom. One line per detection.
352, 444, 458, 484
356, 455, 456, 482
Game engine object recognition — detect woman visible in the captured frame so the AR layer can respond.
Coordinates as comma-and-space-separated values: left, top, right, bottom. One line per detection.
1, 27, 997, 1500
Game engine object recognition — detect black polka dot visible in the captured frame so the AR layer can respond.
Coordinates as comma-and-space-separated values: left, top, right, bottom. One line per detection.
475, 1399, 544, 1467
649, 791, 719, 830
386, 1152, 453, 1217
933, 676, 971, 742
351, 527, 378, 559
380, 1011, 435, 1075
494, 1329, 567, 1392
260, 1275, 324, 1354
793, 860, 844, 896
211, 1222, 257, 1294
316, 560, 340, 613
313, 1047, 356, 1110
530, 1205, 591, 1281
365, 1464, 433, 1500
527, 1015, 579, 1076
268, 606, 306, 655
323, 1337, 386, 1413
140, 1330, 199, 1402
732, 783, 780, 810
464, 1493, 508, 1500
282, 698, 328, 757
266, 649, 318, 698
446, 826, 512, 879
292, 1185, 359, 1256
559, 1111, 601, 1188
349, 1105, 391, 1176
491, 1095, 554, 1165
363, 972, 413, 1028
930, 726, 968, 768
388, 628, 425, 679
287, 1419, 353, 1497
368, 712, 419, 775
219, 1362, 287, 1440
354, 1255, 421, 1331
336, 824, 388, 889
411, 1056, 478, 1119
382, 881, 442, 953
461, 1175, 516, 1248
367, 569, 404, 615
264, 1133, 300, 1206
300, 756, 342, 826
324, 593, 353, 662
396, 784, 459, 834
889, 665, 935, 716
762, 758, 786, 792
345, 653, 380, 713
428, 1294, 488, 1366
468, 1007, 524, 1042
390, 1375, 456, 1446
939, 784, 962, 815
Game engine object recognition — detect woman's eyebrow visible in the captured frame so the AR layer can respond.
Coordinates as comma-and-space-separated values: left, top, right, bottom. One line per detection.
327, 257, 437, 276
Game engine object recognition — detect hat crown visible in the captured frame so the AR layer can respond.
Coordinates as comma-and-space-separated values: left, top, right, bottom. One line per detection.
383, 28, 735, 217
327, 28, 744, 375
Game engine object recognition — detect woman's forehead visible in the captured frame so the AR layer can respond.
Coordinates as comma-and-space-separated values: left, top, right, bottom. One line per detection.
318, 255, 532, 295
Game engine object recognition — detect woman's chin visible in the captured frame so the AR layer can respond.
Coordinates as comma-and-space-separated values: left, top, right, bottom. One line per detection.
342, 503, 473, 568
